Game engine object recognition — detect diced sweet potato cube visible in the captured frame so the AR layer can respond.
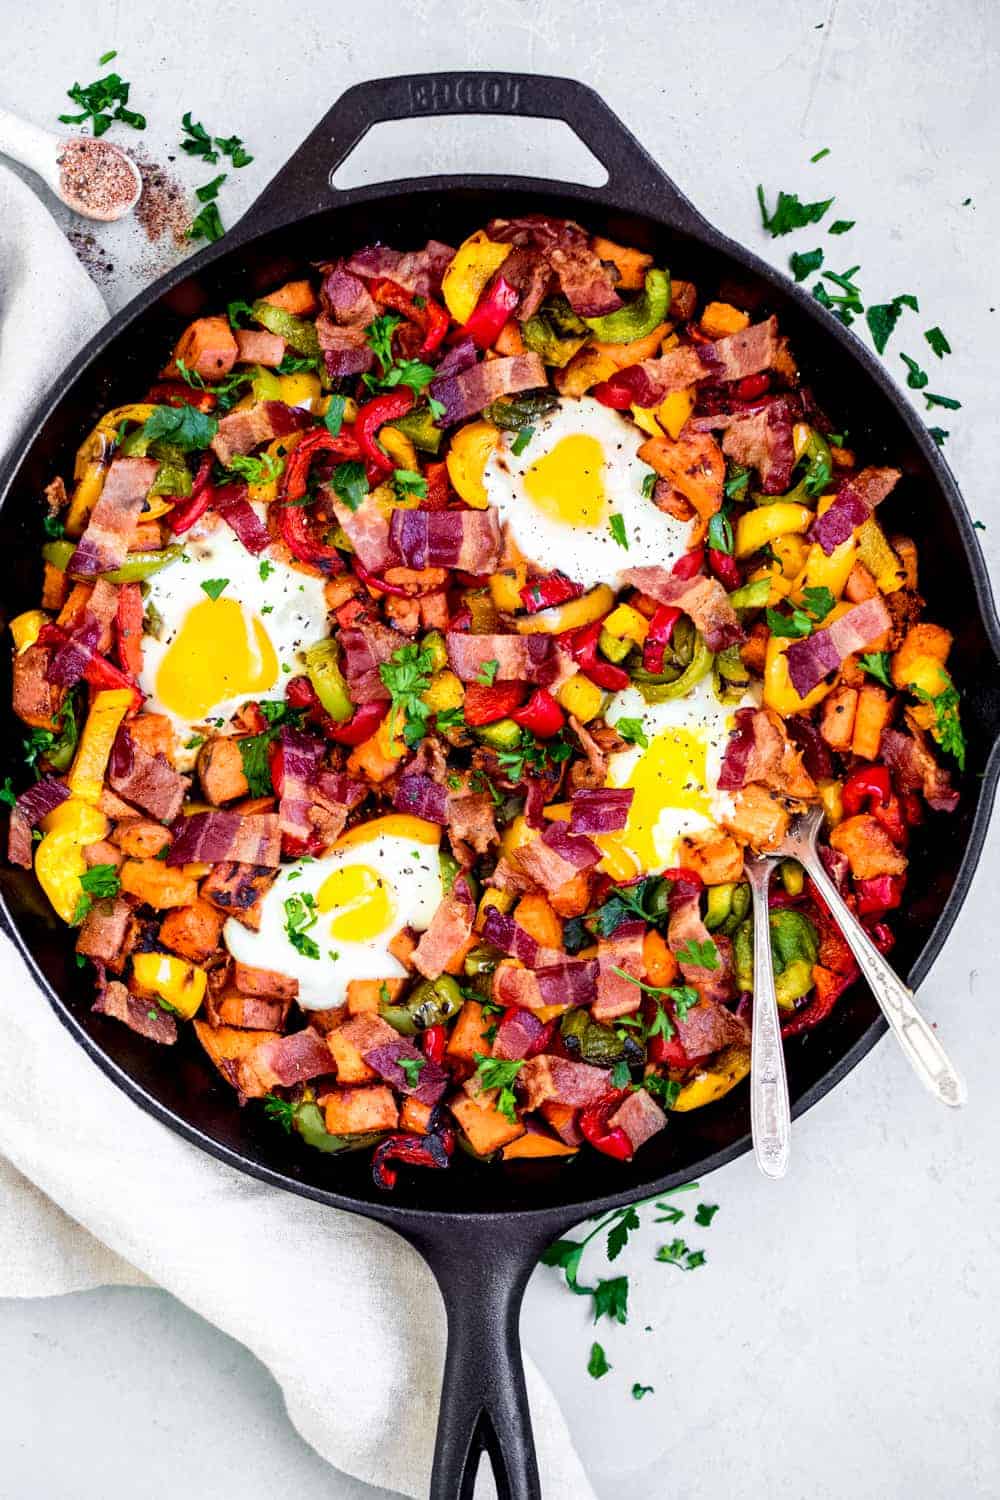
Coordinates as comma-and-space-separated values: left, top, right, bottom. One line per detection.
158, 899, 225, 963
198, 737, 250, 805
120, 859, 199, 910
851, 683, 892, 760
400, 1097, 433, 1135
513, 894, 562, 950
677, 829, 744, 884
42, 562, 68, 611
446, 1000, 492, 1064
388, 928, 417, 968
112, 817, 172, 859
193, 1020, 282, 1082
165, 315, 238, 380
829, 814, 908, 879
450, 1093, 525, 1155
327, 1013, 398, 1084
502, 1131, 578, 1160
234, 962, 298, 1000
262, 279, 317, 315
324, 1085, 398, 1135
721, 784, 790, 851
346, 977, 405, 1015
820, 686, 859, 751
130, 713, 174, 759
891, 623, 952, 689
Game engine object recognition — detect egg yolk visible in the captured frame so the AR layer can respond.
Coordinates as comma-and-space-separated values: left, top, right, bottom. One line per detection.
317, 863, 394, 942
156, 598, 277, 720
617, 728, 712, 872
522, 434, 608, 527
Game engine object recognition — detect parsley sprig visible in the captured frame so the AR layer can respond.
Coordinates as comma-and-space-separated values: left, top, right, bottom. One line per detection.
472, 1053, 524, 1123
59, 69, 146, 135
379, 643, 435, 749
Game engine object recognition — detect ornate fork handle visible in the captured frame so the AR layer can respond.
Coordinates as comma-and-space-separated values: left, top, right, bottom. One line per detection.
746, 858, 791, 1176
802, 850, 967, 1108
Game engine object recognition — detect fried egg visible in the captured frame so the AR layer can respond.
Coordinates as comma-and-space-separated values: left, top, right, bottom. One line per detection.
139, 522, 328, 748
482, 397, 692, 589
601, 675, 760, 875
223, 815, 445, 1010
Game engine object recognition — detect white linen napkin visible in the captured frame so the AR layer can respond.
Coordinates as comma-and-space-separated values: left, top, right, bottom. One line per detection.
0, 163, 596, 1500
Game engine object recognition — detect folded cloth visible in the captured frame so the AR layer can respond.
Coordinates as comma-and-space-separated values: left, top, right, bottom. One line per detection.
0, 163, 595, 1500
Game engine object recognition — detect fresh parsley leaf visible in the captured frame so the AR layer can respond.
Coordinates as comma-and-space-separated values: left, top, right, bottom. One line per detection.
0, 778, 16, 809
187, 202, 225, 244
757, 186, 834, 237
380, 643, 434, 749
79, 863, 121, 900
858, 651, 893, 688
427, 397, 446, 421
226, 451, 284, 486
810, 147, 831, 163
801, 585, 835, 622
913, 684, 966, 770
610, 1059, 631, 1090
511, 426, 534, 457
928, 426, 949, 447
613, 717, 648, 749
98, 49, 117, 65
42, 512, 65, 539
140, 402, 218, 453
196, 173, 228, 203
641, 470, 657, 499
283, 893, 320, 959
263, 1093, 295, 1133
59, 72, 145, 135
632, 1383, 655, 1400
472, 1053, 524, 1123
821, 265, 864, 316
259, 560, 275, 582
238, 732, 274, 797
214, 133, 253, 168
227, 299, 255, 329
828, 219, 855, 235
924, 326, 951, 358
180, 112, 218, 162
695, 1202, 720, 1226
392, 468, 428, 501
476, 659, 500, 686
606, 1205, 640, 1261
899, 353, 929, 389
397, 1056, 426, 1088
790, 247, 823, 283
276, 353, 319, 375
540, 1238, 586, 1291
608, 512, 629, 550
587, 1342, 612, 1379
645, 1075, 681, 1108
592, 1276, 629, 1326
200, 578, 229, 600
707, 510, 734, 555
924, 392, 962, 411
324, 394, 347, 437
365, 313, 402, 371
655, 1238, 707, 1272
812, 280, 855, 327
674, 938, 719, 971
866, 294, 918, 355
495, 728, 572, 785
331, 460, 369, 513
766, 605, 812, 638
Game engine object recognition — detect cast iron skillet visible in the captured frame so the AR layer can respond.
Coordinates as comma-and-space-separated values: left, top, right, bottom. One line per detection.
2, 73, 999, 1499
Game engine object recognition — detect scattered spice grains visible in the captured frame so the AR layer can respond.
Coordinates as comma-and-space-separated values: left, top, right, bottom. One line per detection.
67, 227, 115, 284
131, 145, 190, 249
57, 136, 138, 220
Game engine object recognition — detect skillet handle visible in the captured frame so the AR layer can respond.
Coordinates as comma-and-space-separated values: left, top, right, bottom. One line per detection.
236, 71, 709, 237
402, 1216, 557, 1500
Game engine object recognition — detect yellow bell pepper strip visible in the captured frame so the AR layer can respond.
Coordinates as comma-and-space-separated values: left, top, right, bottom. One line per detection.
66, 403, 157, 536
670, 1044, 751, 1110
515, 583, 615, 635
249, 300, 320, 358
303, 640, 353, 722
441, 232, 512, 324
446, 421, 500, 509
67, 688, 135, 804
42, 539, 183, 584
131, 952, 207, 1020
556, 672, 605, 723
734, 502, 813, 559
602, 603, 649, 645
856, 516, 906, 593
10, 610, 48, 654
582, 269, 670, 343
34, 799, 110, 924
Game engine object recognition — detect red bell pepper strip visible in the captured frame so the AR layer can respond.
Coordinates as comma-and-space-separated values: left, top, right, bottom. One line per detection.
327, 700, 384, 747
864, 920, 895, 954
461, 275, 520, 350
115, 583, 144, 678
169, 455, 214, 535
707, 547, 741, 590
512, 688, 565, 739
734, 373, 770, 401
421, 1026, 448, 1066
855, 874, 905, 916
352, 559, 410, 599
371, 1129, 454, 1190
872, 793, 908, 847
642, 604, 682, 674
463, 681, 527, 726
371, 279, 450, 357
661, 865, 704, 892
355, 390, 414, 471
562, 619, 629, 692
671, 546, 705, 580
276, 502, 343, 571
519, 572, 585, 614
145, 381, 217, 412
424, 460, 450, 509
592, 375, 637, 410
38, 622, 142, 706
448, 603, 473, 633
842, 765, 892, 815
648, 1034, 690, 1068
280, 426, 362, 502
579, 1090, 634, 1161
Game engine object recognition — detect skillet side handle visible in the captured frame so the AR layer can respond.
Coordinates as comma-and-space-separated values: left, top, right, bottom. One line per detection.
402, 1216, 557, 1500
234, 71, 710, 239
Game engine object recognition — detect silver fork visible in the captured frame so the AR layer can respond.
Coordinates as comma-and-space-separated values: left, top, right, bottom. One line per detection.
772, 805, 967, 1108
744, 853, 792, 1178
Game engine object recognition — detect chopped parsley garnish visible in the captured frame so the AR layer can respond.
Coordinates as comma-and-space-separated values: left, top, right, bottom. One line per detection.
472, 1053, 524, 1123
757, 186, 834, 237
380, 643, 434, 748
613, 717, 648, 749
0, 779, 16, 809
655, 1238, 707, 1272
914, 684, 966, 770
592, 1276, 630, 1325
140, 402, 218, 453
361, 314, 436, 396
200, 578, 229, 601
810, 147, 830, 163
608, 512, 629, 549
392, 468, 428, 501
674, 938, 720, 971
475, 658, 500, 686
238, 733, 275, 797
174, 359, 254, 412
397, 1056, 426, 1088
187, 202, 225, 244
59, 71, 146, 135
587, 1342, 612, 1379
436, 706, 467, 734
495, 728, 572, 784
227, 299, 255, 329
865, 293, 918, 355
323, 395, 347, 437
928, 427, 949, 447
790, 247, 823, 283
331, 459, 369, 513
858, 651, 893, 688
766, 585, 834, 640
900, 353, 929, 389
644, 1075, 681, 1108
695, 1202, 720, 1226
42, 513, 65, 539
276, 353, 319, 375
632, 1383, 655, 1400
924, 326, 951, 358
263, 1094, 295, 1133
72, 863, 121, 926
610, 1060, 631, 1090
180, 112, 253, 168
828, 219, 855, 235
226, 451, 284, 486
283, 893, 320, 959
640, 471, 657, 499
259, 560, 274, 581
924, 391, 962, 411
511, 426, 534, 457
195, 173, 227, 203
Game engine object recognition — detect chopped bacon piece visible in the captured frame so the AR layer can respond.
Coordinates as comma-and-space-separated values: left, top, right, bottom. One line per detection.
622, 566, 743, 652
166, 812, 281, 868
593, 920, 645, 1021
607, 1089, 667, 1151
518, 1054, 612, 1111
93, 978, 177, 1045
210, 401, 311, 467
411, 877, 476, 979
389, 508, 502, 573
67, 458, 158, 576
445, 632, 569, 687
109, 727, 190, 823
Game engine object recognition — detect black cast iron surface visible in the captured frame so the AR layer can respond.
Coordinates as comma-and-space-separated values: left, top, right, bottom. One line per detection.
1, 73, 998, 1499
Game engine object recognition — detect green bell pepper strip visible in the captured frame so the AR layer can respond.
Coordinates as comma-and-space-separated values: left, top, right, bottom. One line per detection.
303, 640, 353, 722
42, 540, 183, 583
43, 690, 81, 774
420, 630, 449, 673
734, 908, 820, 1008
380, 974, 464, 1035
390, 406, 444, 455
632, 634, 713, 702
250, 300, 321, 358
560, 1009, 642, 1069
251, 365, 283, 402
293, 1102, 385, 1154
704, 883, 735, 931
597, 627, 633, 665
713, 644, 752, 702
472, 717, 523, 751
583, 269, 671, 344
521, 314, 587, 368
483, 391, 559, 430
727, 577, 772, 612
149, 460, 192, 498
755, 429, 834, 507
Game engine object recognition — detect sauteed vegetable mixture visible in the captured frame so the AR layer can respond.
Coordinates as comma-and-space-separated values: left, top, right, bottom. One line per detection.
7, 217, 964, 1185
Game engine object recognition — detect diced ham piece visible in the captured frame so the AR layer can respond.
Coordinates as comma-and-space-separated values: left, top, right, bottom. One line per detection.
674, 997, 749, 1061
76, 897, 132, 965
593, 920, 645, 1021
486, 216, 622, 317
445, 791, 498, 861
93, 979, 176, 1045
718, 706, 817, 798
533, 958, 598, 1008
276, 728, 325, 849
411, 877, 476, 980
518, 1054, 612, 1111
234, 329, 286, 366
621, 566, 743, 652
618, 317, 789, 407
513, 825, 599, 894
109, 727, 190, 823
481, 908, 562, 968
569, 787, 633, 835
607, 1089, 668, 1151
246, 1028, 333, 1088
668, 888, 732, 1004
6, 778, 69, 868
492, 1008, 550, 1060
330, 494, 395, 572
67, 458, 159, 576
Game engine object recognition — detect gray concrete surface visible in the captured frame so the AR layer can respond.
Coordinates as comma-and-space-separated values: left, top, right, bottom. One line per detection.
2, 1, 999, 1496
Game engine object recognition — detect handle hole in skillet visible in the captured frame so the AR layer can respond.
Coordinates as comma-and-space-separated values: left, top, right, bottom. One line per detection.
330, 115, 609, 190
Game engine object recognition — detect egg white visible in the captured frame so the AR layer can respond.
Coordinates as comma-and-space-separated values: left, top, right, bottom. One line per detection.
139, 520, 329, 753
223, 831, 444, 1010
604, 675, 760, 874
483, 396, 693, 590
